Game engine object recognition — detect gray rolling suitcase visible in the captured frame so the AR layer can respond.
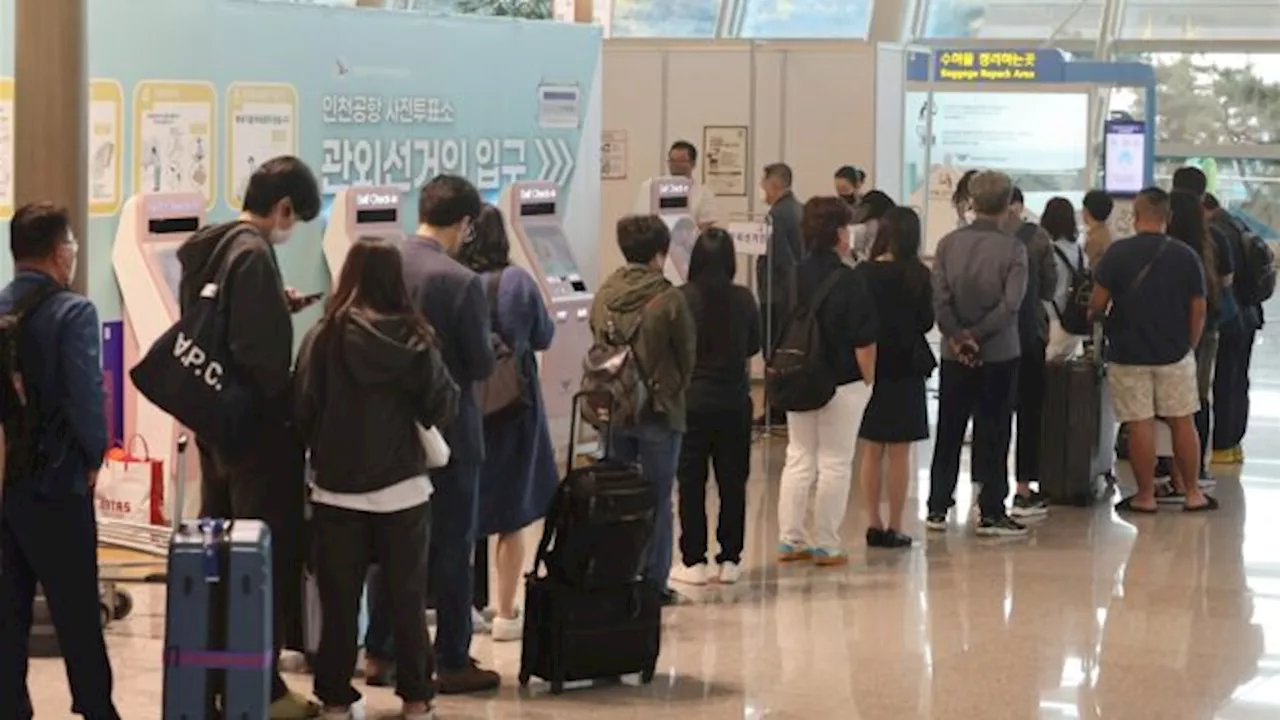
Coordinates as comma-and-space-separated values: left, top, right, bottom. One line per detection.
1039, 358, 1104, 506
162, 517, 273, 718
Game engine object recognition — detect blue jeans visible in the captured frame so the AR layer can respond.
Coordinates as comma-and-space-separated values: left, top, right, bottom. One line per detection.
367, 463, 479, 672
609, 424, 682, 591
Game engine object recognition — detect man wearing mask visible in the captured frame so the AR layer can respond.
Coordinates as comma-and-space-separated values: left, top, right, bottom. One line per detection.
757, 163, 804, 426
386, 174, 498, 693
667, 140, 720, 232
177, 156, 322, 719
0, 203, 120, 719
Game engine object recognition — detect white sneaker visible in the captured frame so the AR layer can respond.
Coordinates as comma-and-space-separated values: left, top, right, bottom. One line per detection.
491, 612, 523, 642
718, 561, 742, 585
670, 563, 710, 586
472, 606, 492, 635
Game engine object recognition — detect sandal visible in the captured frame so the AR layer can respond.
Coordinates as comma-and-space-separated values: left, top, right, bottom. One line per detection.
1184, 496, 1219, 513
1115, 496, 1158, 514
1155, 483, 1187, 505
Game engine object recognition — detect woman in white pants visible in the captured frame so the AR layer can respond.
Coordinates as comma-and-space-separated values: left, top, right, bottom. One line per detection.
776, 197, 878, 567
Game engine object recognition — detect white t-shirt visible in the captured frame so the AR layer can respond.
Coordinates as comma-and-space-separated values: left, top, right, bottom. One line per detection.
310, 475, 434, 514
689, 181, 720, 228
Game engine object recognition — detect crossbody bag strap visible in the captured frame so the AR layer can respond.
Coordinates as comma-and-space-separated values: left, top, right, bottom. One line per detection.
486, 270, 502, 328
1131, 238, 1171, 293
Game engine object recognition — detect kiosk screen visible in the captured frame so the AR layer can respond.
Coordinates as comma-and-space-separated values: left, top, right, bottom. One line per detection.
150, 244, 184, 302
659, 196, 689, 210
521, 202, 556, 217
525, 225, 580, 281
356, 208, 398, 224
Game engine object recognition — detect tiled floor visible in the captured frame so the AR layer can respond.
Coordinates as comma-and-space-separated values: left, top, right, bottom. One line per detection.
28, 316, 1280, 718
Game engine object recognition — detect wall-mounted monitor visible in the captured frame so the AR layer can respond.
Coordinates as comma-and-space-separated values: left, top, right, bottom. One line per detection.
1103, 120, 1147, 198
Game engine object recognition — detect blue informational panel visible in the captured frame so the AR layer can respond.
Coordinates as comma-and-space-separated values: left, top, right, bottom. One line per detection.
0, 0, 603, 325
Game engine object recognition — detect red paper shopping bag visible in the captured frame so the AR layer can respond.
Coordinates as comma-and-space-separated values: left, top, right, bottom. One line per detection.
97, 436, 166, 525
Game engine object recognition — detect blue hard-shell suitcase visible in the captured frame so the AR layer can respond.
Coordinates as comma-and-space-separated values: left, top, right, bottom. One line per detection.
162, 517, 273, 719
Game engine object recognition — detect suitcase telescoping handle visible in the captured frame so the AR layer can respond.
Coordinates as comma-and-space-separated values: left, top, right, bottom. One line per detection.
172, 434, 189, 534
566, 391, 612, 476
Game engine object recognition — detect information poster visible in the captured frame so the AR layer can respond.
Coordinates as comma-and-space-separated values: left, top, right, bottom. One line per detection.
226, 83, 299, 209
1103, 120, 1146, 197
601, 129, 627, 180
909, 92, 1088, 173
537, 84, 580, 129
89, 80, 125, 217
133, 81, 217, 208
703, 125, 748, 197
0, 78, 13, 220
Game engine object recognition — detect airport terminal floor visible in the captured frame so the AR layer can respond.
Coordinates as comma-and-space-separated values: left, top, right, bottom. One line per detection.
35, 325, 1280, 719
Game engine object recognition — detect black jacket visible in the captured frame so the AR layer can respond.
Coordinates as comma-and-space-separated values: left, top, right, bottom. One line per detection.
293, 312, 459, 495
794, 249, 878, 385
178, 222, 293, 403
757, 191, 805, 308
681, 281, 761, 412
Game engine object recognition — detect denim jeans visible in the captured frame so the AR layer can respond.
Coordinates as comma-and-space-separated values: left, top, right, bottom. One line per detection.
609, 424, 682, 591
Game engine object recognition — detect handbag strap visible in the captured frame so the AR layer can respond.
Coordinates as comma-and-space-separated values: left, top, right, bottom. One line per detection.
1131, 238, 1170, 293
530, 482, 567, 578
486, 270, 503, 327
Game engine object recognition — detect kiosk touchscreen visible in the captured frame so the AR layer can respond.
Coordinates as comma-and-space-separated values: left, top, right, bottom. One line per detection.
498, 181, 592, 442
111, 192, 206, 521
635, 177, 697, 285
322, 186, 404, 284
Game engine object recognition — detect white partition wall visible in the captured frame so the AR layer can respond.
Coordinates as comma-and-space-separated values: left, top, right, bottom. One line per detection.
600, 40, 878, 284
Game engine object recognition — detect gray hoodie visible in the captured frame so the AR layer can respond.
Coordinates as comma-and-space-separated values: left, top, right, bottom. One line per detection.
932, 218, 1029, 363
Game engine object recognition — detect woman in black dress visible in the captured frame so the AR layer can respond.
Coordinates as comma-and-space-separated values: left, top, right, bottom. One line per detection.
857, 206, 935, 548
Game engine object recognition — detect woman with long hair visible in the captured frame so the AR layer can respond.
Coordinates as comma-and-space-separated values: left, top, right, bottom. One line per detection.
776, 197, 878, 566
455, 203, 557, 641
1040, 196, 1087, 360
856, 207, 933, 548
952, 169, 980, 227
293, 236, 459, 720
670, 228, 761, 587
851, 190, 897, 263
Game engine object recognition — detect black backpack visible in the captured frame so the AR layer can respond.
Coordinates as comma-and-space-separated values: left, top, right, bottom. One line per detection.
1050, 244, 1094, 335
765, 269, 845, 413
1218, 215, 1276, 306
0, 284, 66, 483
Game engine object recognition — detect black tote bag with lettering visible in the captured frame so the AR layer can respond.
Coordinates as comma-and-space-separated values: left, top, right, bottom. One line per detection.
130, 248, 258, 453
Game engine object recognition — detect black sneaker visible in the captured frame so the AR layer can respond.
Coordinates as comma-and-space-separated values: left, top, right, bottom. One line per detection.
880, 529, 914, 548
976, 515, 1029, 537
866, 527, 887, 547
925, 513, 948, 531
1010, 492, 1049, 518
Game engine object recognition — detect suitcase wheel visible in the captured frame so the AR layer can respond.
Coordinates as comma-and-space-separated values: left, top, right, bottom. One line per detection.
112, 589, 133, 621
99, 602, 112, 628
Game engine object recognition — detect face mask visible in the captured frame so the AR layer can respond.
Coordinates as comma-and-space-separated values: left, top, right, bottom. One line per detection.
840, 193, 858, 205
270, 225, 293, 245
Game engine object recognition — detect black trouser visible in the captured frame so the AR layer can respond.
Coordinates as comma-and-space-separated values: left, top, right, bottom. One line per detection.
0, 488, 120, 720
1015, 343, 1046, 484
677, 400, 753, 566
312, 502, 432, 706
928, 358, 1020, 519
1214, 324, 1255, 451
198, 421, 306, 701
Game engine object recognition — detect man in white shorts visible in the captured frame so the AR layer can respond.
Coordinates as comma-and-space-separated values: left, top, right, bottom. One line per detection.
1089, 187, 1217, 514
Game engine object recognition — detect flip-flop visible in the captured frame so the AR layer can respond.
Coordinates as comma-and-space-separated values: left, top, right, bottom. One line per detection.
1115, 496, 1158, 514
1184, 496, 1220, 513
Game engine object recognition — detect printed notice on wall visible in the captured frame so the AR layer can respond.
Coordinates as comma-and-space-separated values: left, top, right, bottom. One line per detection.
89, 80, 125, 217
227, 83, 299, 209
0, 78, 13, 220
702, 126, 748, 197
538, 84, 580, 129
601, 129, 627, 180
134, 81, 217, 208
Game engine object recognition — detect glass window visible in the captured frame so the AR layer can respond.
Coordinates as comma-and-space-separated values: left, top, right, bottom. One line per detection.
1121, 1, 1280, 41
1109, 53, 1280, 146
922, 0, 1103, 40
1156, 157, 1280, 240
611, 0, 720, 37
739, 0, 874, 39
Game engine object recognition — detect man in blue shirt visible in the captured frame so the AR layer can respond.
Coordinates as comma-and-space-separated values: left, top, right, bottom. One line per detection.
0, 203, 119, 719
1090, 187, 1217, 514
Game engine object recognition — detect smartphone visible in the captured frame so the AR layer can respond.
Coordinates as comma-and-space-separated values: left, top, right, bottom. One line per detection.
291, 292, 324, 312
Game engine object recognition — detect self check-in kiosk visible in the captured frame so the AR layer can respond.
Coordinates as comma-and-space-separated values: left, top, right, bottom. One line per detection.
635, 177, 697, 285
499, 181, 592, 448
322, 186, 405, 284
112, 192, 206, 520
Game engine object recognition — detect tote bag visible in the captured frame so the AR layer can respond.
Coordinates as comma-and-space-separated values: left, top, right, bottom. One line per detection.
96, 436, 166, 525
129, 231, 259, 451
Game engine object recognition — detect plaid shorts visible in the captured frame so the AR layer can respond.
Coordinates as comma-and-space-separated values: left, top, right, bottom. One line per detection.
1107, 353, 1200, 424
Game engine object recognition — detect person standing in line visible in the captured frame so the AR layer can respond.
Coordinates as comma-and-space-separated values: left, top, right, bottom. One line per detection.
1007, 188, 1058, 519
670, 228, 761, 587
776, 197, 878, 566
0, 203, 120, 720
951, 169, 980, 227
455, 204, 557, 642
667, 140, 721, 231
590, 215, 697, 604
293, 236, 459, 720
857, 206, 933, 549
834, 165, 867, 206
850, 190, 896, 264
1091, 187, 1217, 514
926, 170, 1030, 537
1082, 190, 1115, 267
756, 163, 804, 426
383, 174, 499, 693
1041, 197, 1088, 361
177, 156, 322, 718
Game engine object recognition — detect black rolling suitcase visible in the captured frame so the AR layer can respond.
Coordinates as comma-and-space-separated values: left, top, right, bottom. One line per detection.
1039, 358, 1104, 506
518, 394, 661, 694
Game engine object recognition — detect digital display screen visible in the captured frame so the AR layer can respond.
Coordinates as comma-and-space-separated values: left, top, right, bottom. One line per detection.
665, 216, 697, 276
521, 202, 556, 217
356, 208, 398, 224
148, 217, 200, 235
659, 196, 689, 210
149, 244, 184, 303
525, 225, 580, 280
1103, 120, 1147, 198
